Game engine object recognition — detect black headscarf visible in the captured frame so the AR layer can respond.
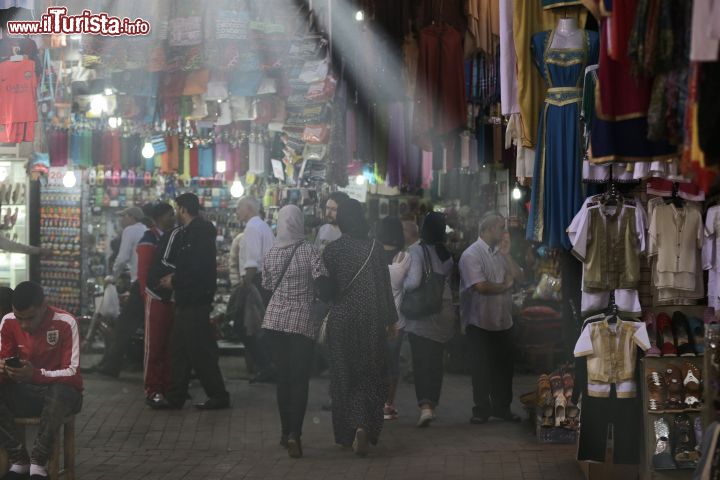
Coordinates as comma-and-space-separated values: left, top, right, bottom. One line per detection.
337, 199, 369, 240
421, 212, 452, 262
376, 217, 404, 264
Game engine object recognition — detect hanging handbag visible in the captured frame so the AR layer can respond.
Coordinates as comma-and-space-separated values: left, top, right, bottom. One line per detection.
317, 240, 376, 344
400, 243, 446, 319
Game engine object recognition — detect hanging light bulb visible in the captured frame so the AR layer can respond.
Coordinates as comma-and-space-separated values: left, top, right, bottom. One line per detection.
355, 175, 366, 186
355, 10, 365, 21
62, 170, 77, 188
89, 95, 109, 117
141, 141, 155, 159
230, 177, 245, 198
512, 184, 522, 201
216, 159, 227, 174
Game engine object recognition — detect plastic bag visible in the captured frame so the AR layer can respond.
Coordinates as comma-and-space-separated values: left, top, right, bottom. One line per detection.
98, 284, 121, 318
532, 273, 562, 301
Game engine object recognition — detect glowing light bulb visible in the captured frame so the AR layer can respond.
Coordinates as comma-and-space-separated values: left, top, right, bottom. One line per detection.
89, 95, 107, 116
216, 160, 227, 174
141, 142, 155, 159
355, 175, 366, 186
230, 179, 245, 198
62, 170, 77, 188
355, 10, 364, 21
512, 186, 522, 200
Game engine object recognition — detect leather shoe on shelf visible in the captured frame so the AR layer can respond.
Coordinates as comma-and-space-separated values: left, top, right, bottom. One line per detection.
646, 369, 667, 412
657, 313, 677, 357
664, 366, 684, 410
194, 396, 230, 410
644, 311, 662, 357
694, 417, 703, 452
672, 312, 696, 357
687, 316, 705, 355
554, 395, 566, 428
652, 417, 677, 470
681, 362, 702, 408
673, 413, 700, 466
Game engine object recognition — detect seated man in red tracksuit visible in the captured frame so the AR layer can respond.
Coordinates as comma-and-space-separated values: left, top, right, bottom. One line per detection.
0, 281, 83, 480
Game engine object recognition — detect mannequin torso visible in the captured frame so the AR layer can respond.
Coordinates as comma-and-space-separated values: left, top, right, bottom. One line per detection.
550, 17, 583, 49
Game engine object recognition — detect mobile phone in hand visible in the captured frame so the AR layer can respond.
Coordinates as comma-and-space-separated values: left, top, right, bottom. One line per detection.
4, 356, 22, 369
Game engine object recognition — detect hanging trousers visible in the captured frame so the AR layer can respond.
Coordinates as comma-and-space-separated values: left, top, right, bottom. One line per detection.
265, 330, 315, 437
0, 383, 82, 467
167, 304, 228, 406
104, 281, 144, 374
466, 325, 515, 418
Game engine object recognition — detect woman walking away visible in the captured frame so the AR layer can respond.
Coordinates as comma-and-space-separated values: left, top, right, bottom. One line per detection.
404, 212, 454, 427
376, 217, 411, 421
261, 205, 327, 459
317, 199, 397, 456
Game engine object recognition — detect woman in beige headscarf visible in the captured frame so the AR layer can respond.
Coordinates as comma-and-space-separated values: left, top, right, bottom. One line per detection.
260, 205, 327, 459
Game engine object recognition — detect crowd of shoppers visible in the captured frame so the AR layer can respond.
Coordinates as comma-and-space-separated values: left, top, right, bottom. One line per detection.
82, 191, 524, 460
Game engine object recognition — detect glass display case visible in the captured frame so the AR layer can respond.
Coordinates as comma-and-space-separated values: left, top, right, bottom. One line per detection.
0, 157, 30, 288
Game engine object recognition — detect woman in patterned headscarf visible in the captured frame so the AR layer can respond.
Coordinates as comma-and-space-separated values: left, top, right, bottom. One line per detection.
318, 199, 397, 456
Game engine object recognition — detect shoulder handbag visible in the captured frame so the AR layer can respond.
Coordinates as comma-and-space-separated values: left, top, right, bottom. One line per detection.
270, 242, 303, 298
400, 243, 446, 319
317, 240, 376, 344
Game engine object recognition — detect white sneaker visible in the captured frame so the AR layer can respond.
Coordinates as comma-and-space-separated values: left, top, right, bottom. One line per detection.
417, 408, 433, 428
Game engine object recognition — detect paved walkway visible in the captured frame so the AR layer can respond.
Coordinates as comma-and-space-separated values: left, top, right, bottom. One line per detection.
70, 357, 583, 480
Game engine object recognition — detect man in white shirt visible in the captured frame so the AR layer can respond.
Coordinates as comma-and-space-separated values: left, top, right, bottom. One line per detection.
459, 212, 523, 424
235, 196, 275, 383
96, 207, 148, 377
112, 207, 148, 283
314, 192, 349, 252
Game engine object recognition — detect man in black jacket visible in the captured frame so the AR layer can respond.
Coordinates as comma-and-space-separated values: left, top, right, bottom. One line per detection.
155, 193, 229, 410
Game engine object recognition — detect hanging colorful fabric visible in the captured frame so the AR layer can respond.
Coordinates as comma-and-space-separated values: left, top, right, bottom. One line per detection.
152, 134, 167, 154
199, 146, 214, 178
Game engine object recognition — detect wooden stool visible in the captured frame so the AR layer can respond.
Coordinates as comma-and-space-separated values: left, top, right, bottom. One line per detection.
0, 416, 75, 480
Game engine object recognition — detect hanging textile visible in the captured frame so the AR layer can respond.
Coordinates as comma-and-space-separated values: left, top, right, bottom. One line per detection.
526, 29, 599, 250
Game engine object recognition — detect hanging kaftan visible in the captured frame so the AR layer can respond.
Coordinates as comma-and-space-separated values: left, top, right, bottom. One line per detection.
526, 29, 599, 249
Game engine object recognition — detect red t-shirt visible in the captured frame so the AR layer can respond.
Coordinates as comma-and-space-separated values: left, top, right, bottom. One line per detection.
0, 59, 38, 125
0, 307, 83, 391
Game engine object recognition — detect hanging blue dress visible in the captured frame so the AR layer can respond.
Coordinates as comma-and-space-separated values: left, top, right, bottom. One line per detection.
526, 29, 599, 250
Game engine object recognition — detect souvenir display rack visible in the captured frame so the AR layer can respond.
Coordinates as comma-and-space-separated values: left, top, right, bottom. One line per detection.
639, 307, 706, 480
39, 174, 82, 313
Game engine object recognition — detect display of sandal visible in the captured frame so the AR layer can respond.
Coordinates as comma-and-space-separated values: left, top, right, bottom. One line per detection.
644, 311, 662, 357
681, 362, 702, 408
673, 414, 699, 466
665, 366, 684, 409
687, 316, 705, 355
653, 418, 677, 470
562, 372, 574, 399
541, 405, 554, 428
657, 313, 678, 356
565, 402, 580, 430
672, 312, 696, 357
537, 374, 551, 405
549, 373, 563, 398
647, 370, 667, 412
554, 394, 566, 428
